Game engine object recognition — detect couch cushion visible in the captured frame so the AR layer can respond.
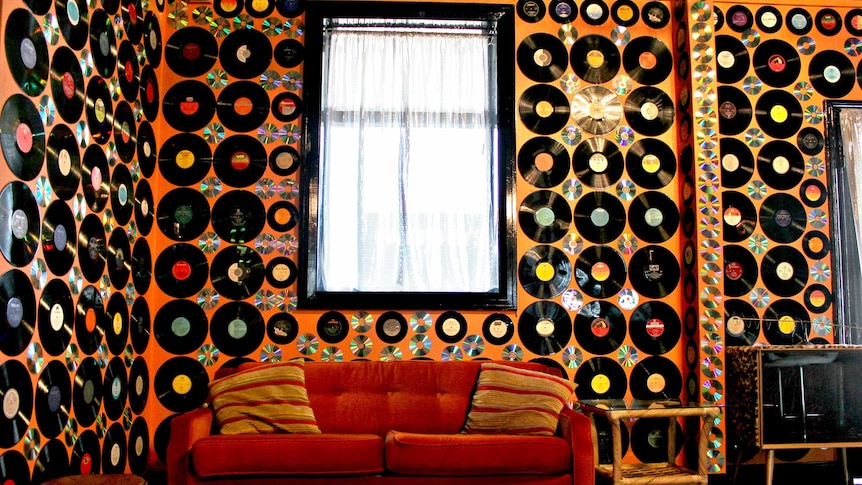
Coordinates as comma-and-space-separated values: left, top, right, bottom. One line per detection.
384, 431, 571, 476
192, 433, 384, 477
463, 362, 576, 436
208, 361, 320, 434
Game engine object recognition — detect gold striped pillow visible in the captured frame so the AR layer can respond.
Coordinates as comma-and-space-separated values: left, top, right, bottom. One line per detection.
463, 362, 576, 436
208, 361, 321, 435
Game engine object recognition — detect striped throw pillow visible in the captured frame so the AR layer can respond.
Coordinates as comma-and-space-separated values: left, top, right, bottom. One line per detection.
463, 362, 576, 436
208, 361, 321, 435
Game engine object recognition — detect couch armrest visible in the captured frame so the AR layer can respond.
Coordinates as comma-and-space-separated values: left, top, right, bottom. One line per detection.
559, 407, 595, 485
167, 406, 214, 485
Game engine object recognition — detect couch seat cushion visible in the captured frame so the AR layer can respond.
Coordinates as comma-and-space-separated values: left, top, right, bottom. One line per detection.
384, 431, 571, 476
192, 433, 384, 477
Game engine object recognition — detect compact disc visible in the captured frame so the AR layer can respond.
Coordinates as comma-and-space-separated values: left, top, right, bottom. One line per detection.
517, 33, 568, 83
754, 90, 803, 140
156, 188, 211, 242
162, 80, 216, 132
519, 84, 571, 135
570, 35, 620, 84
518, 137, 571, 188
1, 94, 46, 181
763, 299, 810, 345
574, 300, 626, 355
519, 190, 572, 243
110, 162, 135, 226
761, 245, 808, 297
209, 245, 265, 301
72, 356, 102, 427
220, 28, 272, 79
154, 243, 209, 298
102, 356, 127, 421
628, 245, 680, 299
104, 291, 129, 353
46, 124, 82, 196
725, 299, 760, 346
810, 50, 856, 99
37, 279, 74, 356
5, 8, 49, 97
627, 191, 679, 243
574, 137, 623, 189
212, 190, 266, 244
719, 137, 754, 188
630, 301, 681, 356
724, 244, 758, 297
721, 190, 756, 243
759, 193, 806, 243
216, 81, 270, 133
630, 356, 682, 401
213, 135, 267, 188
574, 245, 626, 298
573, 191, 626, 244
717, 86, 752, 136
165, 26, 218, 77
41, 200, 77, 276
210, 302, 265, 357
158, 133, 213, 186
518, 300, 572, 356
574, 356, 627, 400
0, 181, 40, 267
154, 356, 209, 412
77, 214, 106, 283
622, 37, 672, 85
753, 40, 801, 88
571, 86, 622, 136
624, 87, 674, 137
518, 244, 572, 298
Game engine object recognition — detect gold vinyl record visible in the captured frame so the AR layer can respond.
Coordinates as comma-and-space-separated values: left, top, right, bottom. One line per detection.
571, 86, 622, 136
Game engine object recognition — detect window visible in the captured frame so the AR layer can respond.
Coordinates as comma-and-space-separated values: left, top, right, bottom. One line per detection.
300, 2, 515, 309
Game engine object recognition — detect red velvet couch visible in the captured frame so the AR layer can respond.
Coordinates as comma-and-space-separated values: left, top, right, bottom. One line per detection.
167, 360, 595, 485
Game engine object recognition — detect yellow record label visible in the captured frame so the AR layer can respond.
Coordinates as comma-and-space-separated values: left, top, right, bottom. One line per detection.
175, 149, 196, 169
778, 315, 796, 335
591, 374, 610, 394
172, 375, 192, 395
535, 261, 555, 282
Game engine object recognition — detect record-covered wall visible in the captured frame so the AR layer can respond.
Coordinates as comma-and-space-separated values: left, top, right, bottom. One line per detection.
0, 0, 844, 481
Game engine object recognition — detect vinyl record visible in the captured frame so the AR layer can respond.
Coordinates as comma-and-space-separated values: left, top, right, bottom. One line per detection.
797, 127, 824, 156
271, 91, 303, 123
154, 243, 209, 298
72, 356, 102, 427
571, 86, 623, 136
571, 35, 620, 84
85, 77, 113, 144
761, 245, 808, 297
110, 163, 134, 226
210, 301, 265, 357
800, 179, 827, 208
37, 279, 74, 356
628, 191, 679, 243
376, 311, 408, 344
573, 192, 624, 244
519, 84, 571, 135
102, 0, 120, 14
755, 6, 782, 33
630, 301, 680, 356
610, 0, 639, 26
267, 312, 298, 345
213, 135, 268, 187
143, 11, 162, 68
724, 244, 758, 298
726, 5, 753, 32
89, 9, 117, 78
274, 38, 304, 69
76, 214, 105, 283
482, 313, 514, 346
803, 230, 831, 260
128, 356, 149, 415
0, 450, 30, 484
316, 311, 348, 344
130, 296, 150, 354
574, 137, 623, 189
575, 245, 626, 298
210, 245, 264, 301
70, 429, 99, 475
628, 245, 680, 299
435, 311, 468, 344
0, 269, 35, 359
816, 8, 842, 36
625, 139, 675, 189
42, 200, 77, 276
214, 0, 244, 17
154, 356, 209, 412
137, 121, 157, 178
624, 87, 674, 137
113, 101, 137, 164
81, 145, 109, 212
517, 33, 568, 83
721, 190, 756, 243
265, 256, 297, 289
102, 356, 127, 420
211, 190, 266, 244
102, 421, 127, 474
162, 80, 216, 132
275, 0, 304, 17
757, 140, 804, 190
134, 179, 155, 236
131, 238, 151, 295
266, 200, 298, 233
220, 29, 272, 79
518, 300, 572, 356
56, 0, 89, 49
549, 0, 577, 23
104, 291, 129, 353
0, 182, 40, 268
574, 300, 626, 355
763, 299, 810, 345
716, 86, 752, 136
50, 47, 85, 124
165, 27, 218, 78
622, 37, 671, 85
804, 284, 832, 313
642, 2, 670, 29
631, 417, 682, 463
719, 137, 754, 188
5, 8, 49, 97
754, 90, 803, 140
787, 8, 813, 35
121, 0, 144, 43
519, 190, 572, 243
1, 94, 46, 181
139, 65, 160, 121
809, 50, 856, 99
516, 0, 545, 23
518, 137, 570, 189
25, 0, 53, 14
759, 193, 806, 243
74, 285, 105, 355
31, 439, 70, 483
156, 188, 212, 241
158, 133, 213, 186
630, 356, 682, 400
128, 417, 149, 475
269, 145, 300, 177
752, 40, 801, 88
0, 360, 31, 448
715, 35, 750, 85
580, 0, 609, 25
847, 8, 862, 36
518, 245, 572, 298
574, 356, 627, 400
724, 298, 760, 346
216, 81, 270, 133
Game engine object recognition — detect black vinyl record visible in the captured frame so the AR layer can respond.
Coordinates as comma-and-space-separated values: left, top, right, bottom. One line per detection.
70, 429, 99, 475
0, 269, 35, 357
56, 0, 89, 49
763, 299, 810, 345
137, 121, 157, 178
715, 35, 750, 85
519, 84, 570, 135
0, 360, 31, 448
610, 0, 639, 26
246, 0, 275, 18
755, 6, 782, 34
570, 86, 622, 136
571, 35, 620, 84
134, 178, 155, 236
50, 47, 85, 124
42, 200, 77, 275
158, 133, 213, 186
104, 291, 129, 354
156, 188, 212, 241
518, 300, 572, 356
131, 238, 152, 295
271, 92, 303, 123
1, 94, 46, 181
213, 134, 268, 187
580, 0, 609, 25
518, 245, 572, 299
760, 193, 806, 243
549, 0, 576, 23
212, 190, 266, 243
719, 137, 754, 188
0, 182, 40, 268
162, 80, 216, 132
624, 87, 674, 137
102, 356, 127, 420
631, 417, 683, 463
754, 90, 803, 140
139, 65, 160, 121
717, 86, 752, 136
630, 356, 682, 401
25, 0, 53, 14
724, 244, 758, 298
800, 179, 827, 208
154, 243, 209, 298
574, 300, 626, 355
797, 127, 824, 156
89, 9, 116, 78
630, 301, 681, 356
76, 214, 105, 283
165, 27, 218, 77
121, 0, 144, 43
81, 145, 109, 212
787, 8, 813, 35
574, 137, 623, 189
130, 297, 150, 354
113, 101, 137, 164
110, 162, 134, 225
0, 450, 30, 484
721, 190, 756, 243
102, 421, 127, 474
72, 356, 102, 427
628, 191, 679, 243
761, 245, 808, 297
518, 137, 570, 189
107, 228, 131, 290
573, 192, 626, 244
216, 81, 270, 133
128, 417, 149, 475
628, 245, 680, 299
5, 8, 49, 97
516, 0, 545, 23
436, 311, 468, 344
102, 0, 120, 14
210, 245, 264, 301
269, 145, 300, 176
266, 200, 298, 233
275, 0, 304, 17
85, 76, 113, 144
482, 313, 514, 346
622, 37, 672, 85
625, 138, 675, 189
317, 311, 349, 344
752, 40, 801, 88
726, 5, 753, 32
31, 439, 70, 483
214, 0, 244, 17
574, 356, 627, 400
519, 190, 571, 243
37, 279, 74, 356
211, 302, 265, 357
724, 298, 760, 346
74, 285, 105, 355
757, 140, 804, 190
816, 8, 842, 36
642, 1, 670, 29
128, 356, 149, 415
154, 356, 209, 412
804, 284, 833, 313
575, 245, 626, 298
274, 38, 304, 68
143, 11, 162, 68
517, 33, 568, 83
376, 311, 408, 344
267, 312, 298, 345
220, 29, 272, 79
809, 50, 856, 99
265, 256, 297, 289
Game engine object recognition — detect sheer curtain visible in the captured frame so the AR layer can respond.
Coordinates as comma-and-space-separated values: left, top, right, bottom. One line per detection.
316, 21, 499, 293
837, 109, 862, 342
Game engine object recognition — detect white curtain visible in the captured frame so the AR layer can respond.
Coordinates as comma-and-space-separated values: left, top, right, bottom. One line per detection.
316, 21, 499, 293
839, 109, 862, 272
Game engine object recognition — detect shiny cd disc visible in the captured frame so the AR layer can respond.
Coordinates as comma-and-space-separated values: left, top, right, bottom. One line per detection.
574, 137, 623, 189
757, 140, 804, 190
575, 245, 626, 298
5, 8, 49, 97
752, 40, 801, 88
213, 135, 268, 188
165, 26, 218, 77
723, 244, 758, 297
156, 188, 212, 241
715, 35, 750, 85
574, 356, 627, 400
624, 86, 674, 137
630, 356, 682, 401
622, 37, 672, 85
37, 279, 74, 356
72, 357, 102, 427
761, 245, 808, 297
518, 137, 571, 188
162, 80, 216, 132
209, 245, 265, 301
1, 94, 46, 181
158, 133, 213, 186
518, 245, 572, 299
216, 81, 270, 133
154, 356, 209, 412
573, 191, 626, 244
519, 190, 572, 243
154, 243, 209, 298
717, 86, 752, 136
77, 214, 106, 283
570, 86, 622, 136
154, 298, 208, 355
719, 138, 754, 188
102, 356, 127, 421
0, 181, 41, 267
0, 269, 36, 357
517, 33, 568, 83
721, 190, 757, 243
518, 300, 572, 356
627, 191, 679, 243
763, 299, 810, 345
628, 245, 680, 299
110, 163, 135, 225
754, 90, 803, 140
724, 299, 760, 346
210, 302, 265, 357
759, 193, 806, 243
625, 138, 675, 189
629, 301, 681, 356
574, 300, 626, 355
518, 84, 571, 135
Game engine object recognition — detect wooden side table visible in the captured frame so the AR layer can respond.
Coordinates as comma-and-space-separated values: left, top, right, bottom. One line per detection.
577, 400, 722, 485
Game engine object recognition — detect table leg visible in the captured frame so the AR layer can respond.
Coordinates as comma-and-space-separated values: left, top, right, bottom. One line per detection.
611, 418, 623, 484
766, 449, 775, 485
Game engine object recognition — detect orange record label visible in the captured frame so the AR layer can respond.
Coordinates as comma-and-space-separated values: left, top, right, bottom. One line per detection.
534, 152, 554, 172
175, 149, 195, 169
647, 373, 666, 393
591, 262, 610, 282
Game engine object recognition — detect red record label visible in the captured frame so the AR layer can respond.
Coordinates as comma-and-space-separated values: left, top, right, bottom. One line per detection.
62, 72, 76, 98
172, 261, 191, 280
591, 318, 610, 337
726, 261, 743, 280
646, 318, 664, 337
